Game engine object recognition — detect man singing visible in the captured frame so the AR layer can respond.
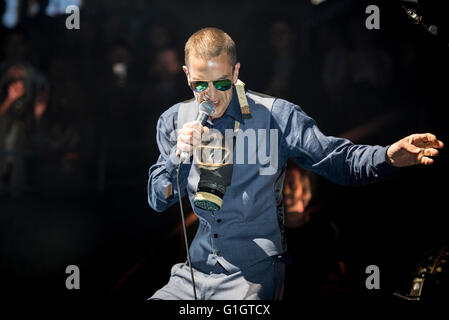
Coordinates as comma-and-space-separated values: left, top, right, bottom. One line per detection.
147, 27, 443, 300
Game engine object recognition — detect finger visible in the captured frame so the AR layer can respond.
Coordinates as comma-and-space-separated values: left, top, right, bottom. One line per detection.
420, 136, 443, 149
192, 127, 203, 137
193, 123, 209, 136
178, 134, 193, 144
183, 121, 209, 135
179, 131, 204, 150
183, 121, 200, 128
180, 128, 200, 138
421, 148, 439, 157
410, 133, 438, 148
402, 142, 421, 154
189, 121, 205, 132
420, 156, 434, 166
183, 124, 207, 136
181, 129, 203, 142
177, 141, 192, 153
179, 132, 203, 146
417, 149, 437, 165
191, 134, 202, 146
433, 140, 444, 149
179, 127, 195, 135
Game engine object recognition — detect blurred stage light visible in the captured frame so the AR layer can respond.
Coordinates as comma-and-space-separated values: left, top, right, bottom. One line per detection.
310, 0, 327, 6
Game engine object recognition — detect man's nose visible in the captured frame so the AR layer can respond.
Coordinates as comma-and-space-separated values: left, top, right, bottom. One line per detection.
204, 82, 218, 101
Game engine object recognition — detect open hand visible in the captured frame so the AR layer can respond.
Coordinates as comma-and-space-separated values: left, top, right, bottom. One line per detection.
386, 133, 444, 167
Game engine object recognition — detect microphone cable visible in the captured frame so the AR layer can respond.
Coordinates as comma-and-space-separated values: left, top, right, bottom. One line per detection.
176, 162, 198, 300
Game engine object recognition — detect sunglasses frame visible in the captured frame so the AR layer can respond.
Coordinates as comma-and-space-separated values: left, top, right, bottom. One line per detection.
189, 78, 233, 92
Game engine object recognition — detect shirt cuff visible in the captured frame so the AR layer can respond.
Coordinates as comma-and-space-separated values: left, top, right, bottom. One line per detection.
165, 147, 193, 180
165, 148, 182, 178
374, 145, 399, 177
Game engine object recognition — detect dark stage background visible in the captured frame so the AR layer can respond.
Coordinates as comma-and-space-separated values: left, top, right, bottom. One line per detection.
0, 0, 448, 308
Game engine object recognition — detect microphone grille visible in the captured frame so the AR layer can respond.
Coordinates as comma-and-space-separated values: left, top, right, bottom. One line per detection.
199, 100, 215, 116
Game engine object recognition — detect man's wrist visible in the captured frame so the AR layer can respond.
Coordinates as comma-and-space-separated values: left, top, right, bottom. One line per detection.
375, 145, 399, 177
385, 145, 394, 166
166, 148, 182, 177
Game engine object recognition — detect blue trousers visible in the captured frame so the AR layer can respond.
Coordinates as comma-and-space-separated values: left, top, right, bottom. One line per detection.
149, 255, 285, 300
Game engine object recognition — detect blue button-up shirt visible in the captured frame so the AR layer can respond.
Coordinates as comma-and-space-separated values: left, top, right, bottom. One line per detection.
148, 87, 396, 274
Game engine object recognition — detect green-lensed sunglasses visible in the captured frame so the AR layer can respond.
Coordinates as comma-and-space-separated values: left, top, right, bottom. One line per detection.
189, 79, 233, 92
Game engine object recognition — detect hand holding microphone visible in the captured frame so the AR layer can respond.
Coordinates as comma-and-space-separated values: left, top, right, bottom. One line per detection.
177, 101, 215, 163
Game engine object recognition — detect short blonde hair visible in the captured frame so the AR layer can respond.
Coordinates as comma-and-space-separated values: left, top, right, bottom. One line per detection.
184, 27, 237, 67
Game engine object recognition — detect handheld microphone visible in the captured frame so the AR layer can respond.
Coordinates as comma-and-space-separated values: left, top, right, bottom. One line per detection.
179, 100, 215, 163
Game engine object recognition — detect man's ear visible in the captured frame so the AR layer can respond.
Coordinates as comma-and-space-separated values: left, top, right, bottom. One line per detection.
233, 62, 241, 83
182, 65, 189, 81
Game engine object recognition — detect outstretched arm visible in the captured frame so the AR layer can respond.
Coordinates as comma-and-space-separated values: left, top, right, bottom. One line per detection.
272, 99, 398, 186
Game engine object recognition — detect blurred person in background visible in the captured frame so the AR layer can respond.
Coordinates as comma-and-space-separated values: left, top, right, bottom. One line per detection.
138, 24, 190, 165
283, 159, 313, 229
0, 59, 48, 196
265, 19, 297, 101
96, 38, 144, 191
283, 159, 349, 298
149, 48, 190, 110
139, 46, 191, 156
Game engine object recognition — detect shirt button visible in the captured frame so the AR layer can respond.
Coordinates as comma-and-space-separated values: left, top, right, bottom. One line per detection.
213, 233, 218, 238
216, 219, 222, 223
